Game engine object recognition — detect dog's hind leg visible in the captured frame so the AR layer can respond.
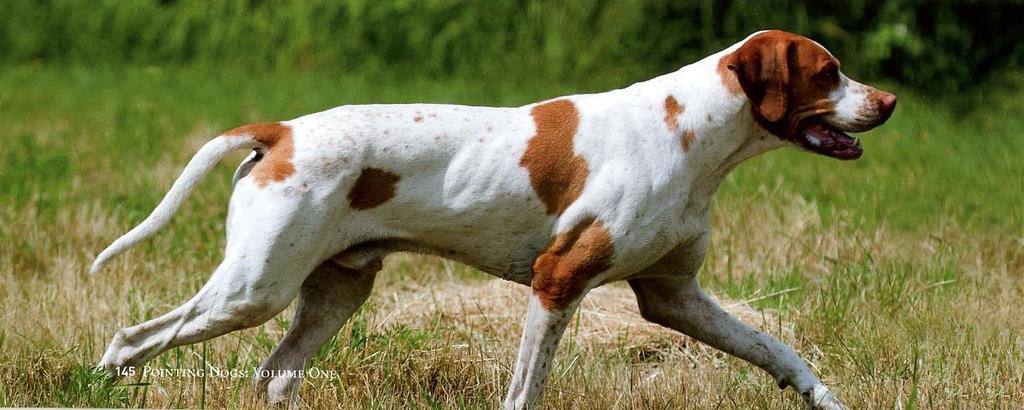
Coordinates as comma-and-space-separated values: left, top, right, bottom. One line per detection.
629, 275, 848, 410
253, 256, 380, 406
98, 188, 330, 377
97, 257, 308, 375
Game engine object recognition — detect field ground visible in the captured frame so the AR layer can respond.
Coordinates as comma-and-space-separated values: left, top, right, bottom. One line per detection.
0, 65, 1021, 408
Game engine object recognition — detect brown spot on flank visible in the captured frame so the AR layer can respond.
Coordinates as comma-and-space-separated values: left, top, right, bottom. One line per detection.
224, 122, 294, 186
681, 129, 697, 152
520, 99, 587, 215
663, 96, 684, 131
532, 217, 614, 310
706, 113, 714, 122
413, 115, 424, 122
347, 168, 401, 210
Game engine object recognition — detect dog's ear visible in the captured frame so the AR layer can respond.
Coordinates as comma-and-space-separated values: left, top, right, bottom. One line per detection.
727, 35, 793, 123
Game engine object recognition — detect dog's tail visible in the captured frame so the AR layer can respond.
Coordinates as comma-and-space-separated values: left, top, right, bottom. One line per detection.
90, 133, 264, 274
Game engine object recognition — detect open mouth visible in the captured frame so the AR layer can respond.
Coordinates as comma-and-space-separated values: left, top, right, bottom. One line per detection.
794, 121, 863, 160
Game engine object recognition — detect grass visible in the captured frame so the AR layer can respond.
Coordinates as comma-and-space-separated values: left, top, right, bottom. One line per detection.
0, 63, 1021, 408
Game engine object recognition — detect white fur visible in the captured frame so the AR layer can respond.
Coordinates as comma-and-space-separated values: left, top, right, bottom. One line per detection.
90, 136, 260, 273
92, 32, 890, 409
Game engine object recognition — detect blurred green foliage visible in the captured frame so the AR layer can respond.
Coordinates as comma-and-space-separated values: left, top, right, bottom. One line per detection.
1, 1, 1022, 91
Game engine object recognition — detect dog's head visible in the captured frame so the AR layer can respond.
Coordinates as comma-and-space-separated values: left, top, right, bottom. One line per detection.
723, 30, 896, 159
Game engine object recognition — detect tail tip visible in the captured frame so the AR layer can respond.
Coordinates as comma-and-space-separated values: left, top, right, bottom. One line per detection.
89, 256, 108, 275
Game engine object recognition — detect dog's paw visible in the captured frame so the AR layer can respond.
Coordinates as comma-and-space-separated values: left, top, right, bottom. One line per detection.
805, 384, 849, 410
252, 365, 303, 408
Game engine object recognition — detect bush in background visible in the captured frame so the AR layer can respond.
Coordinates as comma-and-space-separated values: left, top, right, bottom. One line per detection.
1, 0, 1022, 92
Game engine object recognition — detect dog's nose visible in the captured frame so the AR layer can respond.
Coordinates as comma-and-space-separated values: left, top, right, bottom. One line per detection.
880, 92, 897, 112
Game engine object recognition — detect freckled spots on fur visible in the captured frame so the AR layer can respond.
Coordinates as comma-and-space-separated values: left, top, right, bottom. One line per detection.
858, 90, 893, 119
663, 96, 684, 131
681, 129, 697, 152
347, 168, 401, 210
531, 217, 614, 310
520, 99, 588, 215
223, 122, 295, 186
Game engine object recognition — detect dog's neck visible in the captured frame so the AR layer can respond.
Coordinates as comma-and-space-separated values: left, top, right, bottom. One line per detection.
617, 51, 785, 213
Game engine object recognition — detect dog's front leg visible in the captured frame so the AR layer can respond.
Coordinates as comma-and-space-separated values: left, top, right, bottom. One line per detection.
503, 293, 582, 410
629, 275, 847, 410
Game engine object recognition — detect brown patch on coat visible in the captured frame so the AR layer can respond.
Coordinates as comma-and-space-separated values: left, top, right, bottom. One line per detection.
520, 99, 587, 215
532, 217, 614, 310
347, 168, 401, 210
413, 115, 424, 122
706, 113, 714, 123
663, 96, 684, 131
224, 122, 295, 186
717, 55, 744, 96
680, 129, 697, 152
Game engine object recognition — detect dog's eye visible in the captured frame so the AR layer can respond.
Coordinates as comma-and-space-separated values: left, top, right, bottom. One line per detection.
817, 65, 839, 82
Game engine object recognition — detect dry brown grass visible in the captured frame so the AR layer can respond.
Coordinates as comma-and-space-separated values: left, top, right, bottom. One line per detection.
2, 190, 1021, 409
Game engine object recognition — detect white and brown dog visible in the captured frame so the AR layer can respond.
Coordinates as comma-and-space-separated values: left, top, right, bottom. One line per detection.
92, 30, 895, 409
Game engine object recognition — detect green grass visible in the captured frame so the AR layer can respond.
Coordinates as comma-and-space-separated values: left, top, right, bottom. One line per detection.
0, 64, 1021, 408
724, 75, 1024, 233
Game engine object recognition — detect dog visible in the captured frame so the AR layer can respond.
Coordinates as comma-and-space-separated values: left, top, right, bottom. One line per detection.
91, 30, 895, 409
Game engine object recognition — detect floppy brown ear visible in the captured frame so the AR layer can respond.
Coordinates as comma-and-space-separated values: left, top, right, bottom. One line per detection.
727, 36, 792, 123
